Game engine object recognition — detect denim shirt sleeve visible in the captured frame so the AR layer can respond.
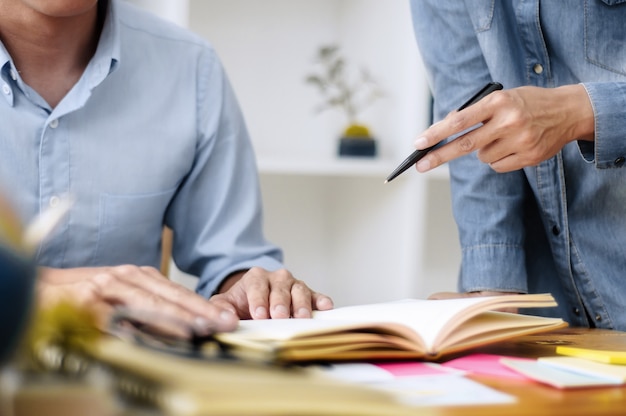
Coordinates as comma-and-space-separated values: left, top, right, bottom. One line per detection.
410, 0, 528, 293
580, 82, 626, 168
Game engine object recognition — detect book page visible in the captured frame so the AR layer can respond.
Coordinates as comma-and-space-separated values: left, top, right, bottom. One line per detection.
311, 297, 534, 352
230, 318, 376, 341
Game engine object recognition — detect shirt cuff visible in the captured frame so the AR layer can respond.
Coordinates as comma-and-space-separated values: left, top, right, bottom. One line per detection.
580, 82, 626, 168
458, 244, 528, 293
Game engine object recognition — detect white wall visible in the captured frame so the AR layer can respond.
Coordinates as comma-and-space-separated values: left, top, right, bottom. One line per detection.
127, 0, 461, 305
188, 0, 428, 162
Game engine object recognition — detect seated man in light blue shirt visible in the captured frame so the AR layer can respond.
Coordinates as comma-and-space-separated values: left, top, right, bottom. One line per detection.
0, 0, 332, 334
409, 0, 626, 330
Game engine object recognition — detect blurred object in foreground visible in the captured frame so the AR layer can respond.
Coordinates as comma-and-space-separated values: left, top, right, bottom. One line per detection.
21, 302, 102, 372
0, 192, 73, 366
0, 194, 36, 365
1, 302, 119, 416
1, 367, 119, 416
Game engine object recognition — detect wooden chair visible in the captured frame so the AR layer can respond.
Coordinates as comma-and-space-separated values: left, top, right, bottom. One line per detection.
160, 227, 173, 277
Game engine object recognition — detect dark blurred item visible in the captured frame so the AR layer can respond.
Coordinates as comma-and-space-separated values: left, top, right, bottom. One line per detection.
0, 197, 36, 365
338, 137, 377, 157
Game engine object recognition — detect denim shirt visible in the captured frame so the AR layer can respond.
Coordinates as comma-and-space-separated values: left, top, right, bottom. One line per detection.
0, 0, 283, 296
410, 0, 626, 329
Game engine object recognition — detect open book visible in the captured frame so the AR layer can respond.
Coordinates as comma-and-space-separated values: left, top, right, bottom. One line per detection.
214, 294, 567, 363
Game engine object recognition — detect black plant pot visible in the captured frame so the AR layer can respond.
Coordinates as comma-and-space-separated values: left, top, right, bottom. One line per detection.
338, 137, 377, 158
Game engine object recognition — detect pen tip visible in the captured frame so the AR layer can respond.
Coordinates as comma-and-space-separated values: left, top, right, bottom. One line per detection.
384, 180, 389, 184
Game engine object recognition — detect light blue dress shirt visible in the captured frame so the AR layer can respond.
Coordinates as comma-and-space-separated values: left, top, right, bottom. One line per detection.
0, 0, 283, 297
410, 0, 626, 329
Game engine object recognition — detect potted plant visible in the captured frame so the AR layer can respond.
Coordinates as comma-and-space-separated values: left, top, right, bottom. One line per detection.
305, 45, 383, 157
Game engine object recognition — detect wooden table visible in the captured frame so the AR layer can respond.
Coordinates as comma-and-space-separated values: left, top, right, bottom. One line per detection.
6, 328, 626, 416
424, 328, 626, 416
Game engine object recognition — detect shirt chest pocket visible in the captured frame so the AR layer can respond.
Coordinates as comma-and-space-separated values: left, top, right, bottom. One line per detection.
95, 188, 176, 267
585, 0, 626, 76
465, 0, 496, 33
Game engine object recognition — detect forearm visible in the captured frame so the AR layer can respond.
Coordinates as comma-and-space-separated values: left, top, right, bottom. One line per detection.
562, 85, 595, 142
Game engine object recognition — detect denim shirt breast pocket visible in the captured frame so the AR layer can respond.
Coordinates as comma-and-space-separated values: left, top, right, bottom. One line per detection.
585, 0, 626, 76
465, 0, 496, 33
95, 187, 177, 267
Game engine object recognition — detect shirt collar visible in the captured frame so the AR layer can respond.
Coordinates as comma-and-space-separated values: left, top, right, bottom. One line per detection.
0, 42, 9, 70
0, 43, 14, 106
86, 0, 121, 90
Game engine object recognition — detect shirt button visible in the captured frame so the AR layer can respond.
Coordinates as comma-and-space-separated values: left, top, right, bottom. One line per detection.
573, 307, 580, 316
49, 196, 60, 208
533, 64, 544, 74
10, 69, 17, 81
551, 225, 560, 236
614, 156, 625, 167
2, 84, 11, 95
595, 315, 602, 322
49, 119, 59, 129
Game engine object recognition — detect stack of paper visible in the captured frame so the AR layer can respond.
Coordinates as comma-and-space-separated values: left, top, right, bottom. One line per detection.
500, 347, 626, 389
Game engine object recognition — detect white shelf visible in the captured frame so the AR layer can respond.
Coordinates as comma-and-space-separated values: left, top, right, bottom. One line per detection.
257, 156, 450, 179
258, 156, 395, 177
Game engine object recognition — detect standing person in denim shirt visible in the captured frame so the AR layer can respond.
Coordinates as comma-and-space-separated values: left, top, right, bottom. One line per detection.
0, 0, 333, 334
409, 0, 626, 330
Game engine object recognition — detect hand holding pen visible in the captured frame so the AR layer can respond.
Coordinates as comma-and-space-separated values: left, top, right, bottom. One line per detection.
386, 82, 503, 182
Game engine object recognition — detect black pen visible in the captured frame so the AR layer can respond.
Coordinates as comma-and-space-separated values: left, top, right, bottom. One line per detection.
385, 81, 503, 183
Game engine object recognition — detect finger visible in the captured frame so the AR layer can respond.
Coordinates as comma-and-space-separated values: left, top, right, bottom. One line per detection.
114, 265, 237, 326
477, 139, 523, 172
476, 137, 506, 163
416, 121, 496, 172
312, 292, 334, 311
208, 295, 240, 317
92, 270, 238, 333
209, 269, 271, 319
267, 269, 294, 319
427, 291, 497, 300
238, 267, 271, 319
289, 280, 313, 318
427, 292, 467, 300
415, 110, 476, 152
414, 92, 498, 151
486, 153, 527, 173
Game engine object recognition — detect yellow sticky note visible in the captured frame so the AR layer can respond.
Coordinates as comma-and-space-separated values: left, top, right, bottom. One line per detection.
556, 346, 626, 365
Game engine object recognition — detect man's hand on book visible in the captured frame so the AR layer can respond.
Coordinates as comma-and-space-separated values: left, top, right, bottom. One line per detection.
209, 267, 334, 320
37, 265, 239, 335
428, 291, 522, 314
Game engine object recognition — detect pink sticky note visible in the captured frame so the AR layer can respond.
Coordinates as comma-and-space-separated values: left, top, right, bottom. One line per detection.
373, 361, 452, 377
441, 354, 533, 380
